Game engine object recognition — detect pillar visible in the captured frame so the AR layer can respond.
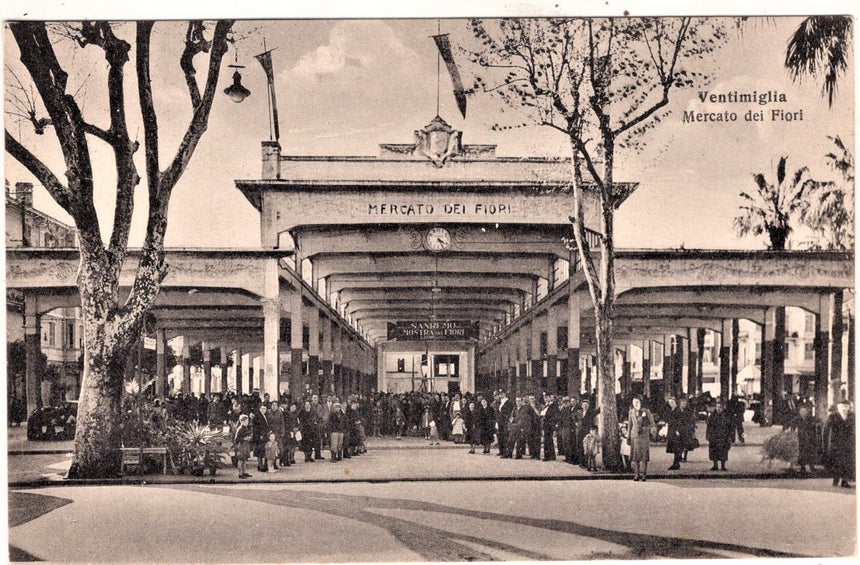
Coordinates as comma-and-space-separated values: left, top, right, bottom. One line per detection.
518, 327, 528, 396
290, 288, 304, 398
262, 299, 281, 400
530, 318, 542, 395
687, 329, 698, 398
156, 328, 167, 400
307, 306, 320, 395
642, 340, 651, 398
181, 341, 191, 394
546, 306, 559, 395
663, 335, 674, 400
24, 296, 41, 415
567, 292, 581, 400
202, 341, 212, 397
234, 350, 243, 396
322, 316, 333, 395
828, 291, 844, 406
679, 335, 690, 397
673, 336, 684, 397
621, 346, 632, 398
220, 347, 229, 393
696, 328, 706, 397
762, 307, 778, 425
333, 324, 343, 398
848, 312, 855, 403
719, 321, 732, 402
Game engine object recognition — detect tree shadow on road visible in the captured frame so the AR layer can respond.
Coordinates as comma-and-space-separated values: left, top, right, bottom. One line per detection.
173, 485, 800, 561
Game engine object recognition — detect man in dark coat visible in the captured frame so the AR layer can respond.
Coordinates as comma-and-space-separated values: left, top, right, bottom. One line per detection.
577, 399, 597, 468
706, 400, 733, 471
526, 395, 541, 458
251, 404, 273, 471
542, 395, 560, 461
480, 398, 496, 453
496, 391, 514, 456
503, 397, 529, 459
558, 397, 574, 462
823, 401, 855, 487
788, 404, 820, 474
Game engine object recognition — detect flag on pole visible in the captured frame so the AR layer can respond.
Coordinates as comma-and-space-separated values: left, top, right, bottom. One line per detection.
255, 49, 281, 141
432, 34, 467, 119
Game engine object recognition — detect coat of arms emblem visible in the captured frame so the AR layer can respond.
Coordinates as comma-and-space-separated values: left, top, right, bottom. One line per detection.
414, 115, 462, 167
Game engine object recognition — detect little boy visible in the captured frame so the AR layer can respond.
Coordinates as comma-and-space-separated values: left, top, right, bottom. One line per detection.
583, 425, 601, 472
264, 431, 280, 472
234, 414, 252, 479
619, 421, 631, 473
429, 420, 440, 445
451, 412, 465, 444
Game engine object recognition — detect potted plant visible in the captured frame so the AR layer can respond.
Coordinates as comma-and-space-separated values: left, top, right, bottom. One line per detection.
175, 421, 231, 476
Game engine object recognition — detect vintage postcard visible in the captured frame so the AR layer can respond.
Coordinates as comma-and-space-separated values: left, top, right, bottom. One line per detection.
3, 8, 856, 563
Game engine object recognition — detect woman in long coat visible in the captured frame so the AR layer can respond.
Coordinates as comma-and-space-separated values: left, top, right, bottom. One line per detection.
298, 400, 319, 463
789, 404, 819, 474
480, 398, 496, 454
466, 401, 483, 454
706, 400, 734, 471
666, 397, 697, 469
628, 395, 656, 481
282, 402, 300, 466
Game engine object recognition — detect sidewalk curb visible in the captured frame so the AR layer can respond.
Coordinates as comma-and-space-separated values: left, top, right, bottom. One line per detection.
8, 470, 828, 490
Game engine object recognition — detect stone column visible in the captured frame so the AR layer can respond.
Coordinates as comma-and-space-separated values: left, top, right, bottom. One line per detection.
307, 306, 320, 395
719, 321, 732, 402
202, 341, 212, 397
730, 319, 740, 398
642, 340, 651, 398
530, 317, 542, 395
848, 312, 855, 403
322, 316, 333, 395
262, 298, 281, 400
156, 328, 167, 400
696, 329, 706, 397
517, 328, 528, 396
762, 307, 778, 425
234, 350, 243, 395
567, 292, 582, 400
621, 346, 632, 398
24, 295, 41, 415
687, 329, 698, 398
290, 288, 304, 398
220, 347, 229, 393
333, 324, 343, 398
546, 306, 559, 395
679, 335, 690, 397
828, 290, 844, 406
181, 341, 191, 394
673, 336, 684, 397
663, 335, 674, 400
814, 297, 831, 421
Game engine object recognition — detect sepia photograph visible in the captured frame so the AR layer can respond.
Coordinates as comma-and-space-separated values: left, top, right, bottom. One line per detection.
3, 4, 857, 562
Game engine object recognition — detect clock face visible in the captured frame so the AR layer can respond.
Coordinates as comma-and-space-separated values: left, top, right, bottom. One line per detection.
424, 227, 451, 252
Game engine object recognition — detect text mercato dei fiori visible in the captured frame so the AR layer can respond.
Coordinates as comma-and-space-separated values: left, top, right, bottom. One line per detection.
682, 90, 803, 123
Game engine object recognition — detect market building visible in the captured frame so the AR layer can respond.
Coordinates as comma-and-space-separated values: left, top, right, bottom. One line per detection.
6, 117, 854, 424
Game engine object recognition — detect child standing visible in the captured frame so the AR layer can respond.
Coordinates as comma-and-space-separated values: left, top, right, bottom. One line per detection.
619, 421, 631, 473
451, 412, 465, 444
583, 425, 601, 472
264, 431, 280, 472
429, 420, 440, 445
421, 406, 433, 440
234, 414, 252, 479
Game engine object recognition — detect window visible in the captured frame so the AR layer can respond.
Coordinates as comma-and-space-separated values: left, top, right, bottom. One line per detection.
68, 322, 75, 348
784, 341, 791, 361
804, 342, 815, 361
539, 332, 548, 357
396, 358, 405, 373
48, 322, 56, 346
553, 258, 570, 287
805, 313, 815, 334
755, 342, 762, 364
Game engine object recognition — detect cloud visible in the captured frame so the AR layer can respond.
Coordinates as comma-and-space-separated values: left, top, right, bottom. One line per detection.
288, 21, 416, 83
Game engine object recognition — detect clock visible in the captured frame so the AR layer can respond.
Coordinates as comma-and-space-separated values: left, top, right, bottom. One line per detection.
424, 227, 452, 252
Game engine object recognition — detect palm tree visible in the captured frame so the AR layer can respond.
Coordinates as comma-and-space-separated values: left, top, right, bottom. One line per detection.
785, 16, 853, 107
801, 136, 855, 250
734, 156, 812, 250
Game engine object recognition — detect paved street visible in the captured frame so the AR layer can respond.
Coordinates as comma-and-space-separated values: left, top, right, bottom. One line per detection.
7, 424, 857, 562
8, 477, 855, 562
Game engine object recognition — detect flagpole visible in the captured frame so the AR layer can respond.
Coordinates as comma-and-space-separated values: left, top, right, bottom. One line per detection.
436, 20, 441, 117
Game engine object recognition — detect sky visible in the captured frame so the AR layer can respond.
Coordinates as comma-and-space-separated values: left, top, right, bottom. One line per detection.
3, 14, 855, 251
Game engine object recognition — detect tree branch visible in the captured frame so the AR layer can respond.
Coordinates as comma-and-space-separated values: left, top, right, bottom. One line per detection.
4, 129, 73, 211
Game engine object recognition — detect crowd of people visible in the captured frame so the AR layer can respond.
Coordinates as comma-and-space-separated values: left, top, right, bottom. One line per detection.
33, 385, 852, 486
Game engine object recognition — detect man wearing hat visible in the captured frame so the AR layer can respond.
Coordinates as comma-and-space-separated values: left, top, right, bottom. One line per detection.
542, 395, 560, 461
496, 391, 514, 456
